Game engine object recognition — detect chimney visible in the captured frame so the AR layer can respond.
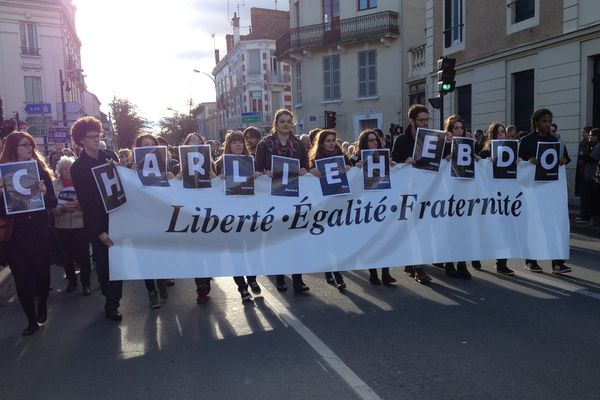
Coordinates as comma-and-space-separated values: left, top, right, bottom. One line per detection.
226, 34, 234, 53
214, 49, 220, 65
232, 12, 240, 44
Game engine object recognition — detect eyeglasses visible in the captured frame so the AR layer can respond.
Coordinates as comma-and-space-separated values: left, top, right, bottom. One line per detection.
416, 118, 428, 123
18, 143, 33, 148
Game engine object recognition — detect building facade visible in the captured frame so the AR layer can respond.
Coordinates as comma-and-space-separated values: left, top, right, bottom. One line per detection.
276, 0, 425, 142
213, 8, 293, 136
422, 0, 600, 193
0, 0, 100, 151
192, 101, 218, 141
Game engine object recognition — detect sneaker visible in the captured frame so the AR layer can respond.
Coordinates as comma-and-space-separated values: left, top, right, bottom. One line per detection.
552, 264, 572, 274
148, 290, 161, 309
496, 265, 515, 275
471, 261, 482, 270
248, 280, 261, 294
240, 288, 252, 302
525, 262, 543, 273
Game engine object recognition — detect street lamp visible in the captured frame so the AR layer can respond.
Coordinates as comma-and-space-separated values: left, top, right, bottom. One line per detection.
192, 69, 218, 139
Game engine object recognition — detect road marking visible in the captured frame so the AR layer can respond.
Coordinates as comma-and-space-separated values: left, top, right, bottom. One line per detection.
261, 289, 384, 400
522, 273, 600, 301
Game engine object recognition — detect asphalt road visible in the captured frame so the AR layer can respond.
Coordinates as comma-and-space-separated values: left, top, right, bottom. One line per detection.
1, 232, 599, 400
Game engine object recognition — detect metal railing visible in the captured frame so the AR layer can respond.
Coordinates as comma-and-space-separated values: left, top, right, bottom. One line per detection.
276, 11, 399, 59
268, 72, 292, 84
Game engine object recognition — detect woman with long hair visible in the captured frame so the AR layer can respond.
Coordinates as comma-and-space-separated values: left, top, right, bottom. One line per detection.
351, 129, 397, 285
0, 131, 57, 336
308, 129, 349, 291
214, 131, 263, 301
441, 115, 474, 279
255, 109, 310, 294
478, 122, 515, 275
131, 133, 174, 308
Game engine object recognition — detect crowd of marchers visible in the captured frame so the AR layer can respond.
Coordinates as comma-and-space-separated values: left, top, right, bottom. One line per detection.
0, 103, 598, 338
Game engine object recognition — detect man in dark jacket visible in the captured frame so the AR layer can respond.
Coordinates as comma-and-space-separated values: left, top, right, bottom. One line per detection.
390, 104, 432, 284
70, 117, 123, 321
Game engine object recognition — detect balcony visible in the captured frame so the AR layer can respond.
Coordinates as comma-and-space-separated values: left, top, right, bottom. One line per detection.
407, 44, 426, 80
267, 72, 291, 84
276, 11, 399, 59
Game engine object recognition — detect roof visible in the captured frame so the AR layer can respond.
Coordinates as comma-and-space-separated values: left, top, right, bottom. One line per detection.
242, 7, 289, 41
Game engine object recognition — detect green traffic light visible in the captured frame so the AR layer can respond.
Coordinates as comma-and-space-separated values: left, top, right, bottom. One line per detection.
442, 83, 453, 91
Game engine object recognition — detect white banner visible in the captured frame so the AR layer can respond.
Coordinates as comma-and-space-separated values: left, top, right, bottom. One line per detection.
109, 162, 570, 280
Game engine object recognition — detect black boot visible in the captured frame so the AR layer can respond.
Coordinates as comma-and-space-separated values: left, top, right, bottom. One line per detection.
369, 269, 381, 285
445, 262, 458, 277
381, 269, 396, 285
456, 262, 472, 279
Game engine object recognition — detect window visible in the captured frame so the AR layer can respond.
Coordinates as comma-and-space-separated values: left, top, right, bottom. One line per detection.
323, 55, 341, 101
456, 85, 472, 131
511, 0, 535, 23
358, 0, 377, 11
270, 50, 279, 76
19, 22, 39, 56
24, 76, 42, 103
358, 50, 377, 97
409, 81, 425, 106
250, 91, 262, 112
295, 62, 302, 105
247, 50, 261, 75
513, 69, 534, 132
444, 0, 463, 48
506, 0, 539, 34
359, 119, 378, 130
322, 0, 340, 22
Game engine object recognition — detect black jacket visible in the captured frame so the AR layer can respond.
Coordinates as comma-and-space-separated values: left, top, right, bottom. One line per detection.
519, 133, 571, 164
255, 135, 308, 171
391, 126, 416, 163
70, 149, 118, 240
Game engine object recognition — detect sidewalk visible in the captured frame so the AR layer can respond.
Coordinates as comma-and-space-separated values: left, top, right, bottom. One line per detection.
569, 204, 600, 238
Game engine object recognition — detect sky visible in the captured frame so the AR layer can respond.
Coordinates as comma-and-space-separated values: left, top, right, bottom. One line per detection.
72, 0, 288, 127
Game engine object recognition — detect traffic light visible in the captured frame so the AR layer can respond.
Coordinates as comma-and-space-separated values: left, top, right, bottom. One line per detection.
437, 57, 456, 94
325, 110, 337, 129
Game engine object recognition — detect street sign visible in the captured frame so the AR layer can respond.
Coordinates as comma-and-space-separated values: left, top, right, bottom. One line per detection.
241, 116, 261, 123
241, 112, 261, 117
25, 116, 52, 126
23, 103, 51, 114
28, 126, 48, 137
47, 126, 69, 144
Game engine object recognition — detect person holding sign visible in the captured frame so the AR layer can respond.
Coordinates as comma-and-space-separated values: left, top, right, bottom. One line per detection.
131, 134, 174, 308
441, 115, 478, 279
478, 122, 515, 276
390, 104, 432, 284
350, 129, 397, 285
70, 117, 124, 321
308, 129, 349, 291
214, 131, 263, 301
0, 131, 57, 336
255, 109, 310, 294
52, 156, 92, 295
518, 108, 572, 274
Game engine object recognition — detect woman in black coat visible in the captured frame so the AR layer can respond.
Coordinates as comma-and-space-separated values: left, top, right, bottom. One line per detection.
0, 131, 57, 336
